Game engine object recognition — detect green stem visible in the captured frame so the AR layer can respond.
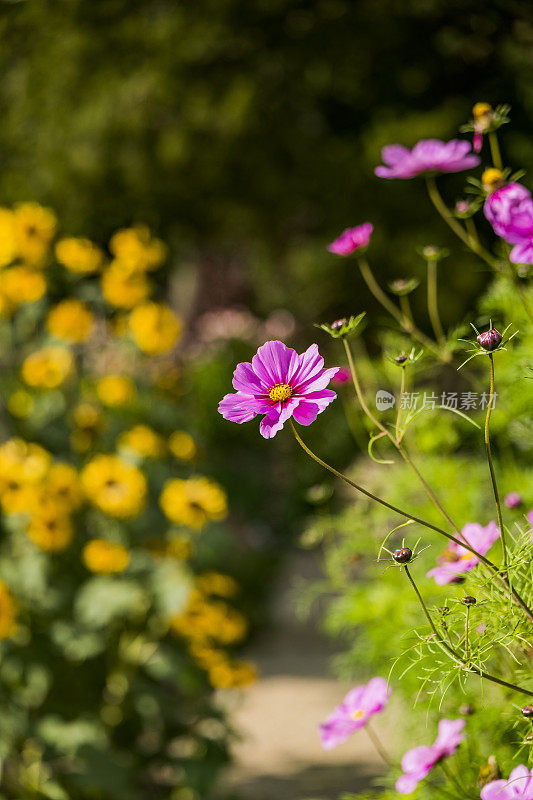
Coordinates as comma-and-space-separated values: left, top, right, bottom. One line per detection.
289, 420, 533, 624
399, 294, 414, 326
427, 260, 446, 346
425, 177, 495, 268
357, 257, 447, 361
365, 719, 394, 767
464, 605, 471, 662
484, 355, 508, 571
488, 131, 503, 171
395, 366, 406, 442
403, 565, 532, 697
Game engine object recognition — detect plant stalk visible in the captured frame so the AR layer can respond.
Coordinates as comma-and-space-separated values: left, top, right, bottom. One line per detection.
484, 354, 508, 570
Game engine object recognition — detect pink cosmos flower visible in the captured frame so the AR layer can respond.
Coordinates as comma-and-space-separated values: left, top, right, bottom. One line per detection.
396, 718, 465, 795
481, 764, 533, 800
218, 340, 339, 439
319, 677, 390, 750
484, 183, 533, 265
331, 367, 351, 385
375, 139, 480, 180
504, 492, 522, 509
426, 522, 500, 586
328, 223, 373, 256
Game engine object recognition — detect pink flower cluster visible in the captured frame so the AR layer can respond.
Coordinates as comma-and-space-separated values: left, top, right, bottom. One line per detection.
481, 765, 533, 800
218, 340, 338, 439
396, 718, 465, 794
426, 522, 500, 586
484, 182, 533, 264
319, 677, 390, 750
375, 139, 480, 179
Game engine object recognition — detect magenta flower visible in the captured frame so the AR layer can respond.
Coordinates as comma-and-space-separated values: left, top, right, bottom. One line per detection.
319, 677, 390, 750
331, 367, 351, 385
504, 492, 522, 509
481, 765, 533, 800
396, 719, 465, 795
426, 522, 500, 586
375, 139, 480, 180
328, 223, 373, 256
218, 340, 339, 439
484, 183, 533, 265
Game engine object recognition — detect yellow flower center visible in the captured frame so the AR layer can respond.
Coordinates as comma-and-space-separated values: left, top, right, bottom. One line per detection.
482, 168, 503, 191
472, 102, 492, 120
351, 709, 365, 721
269, 383, 292, 402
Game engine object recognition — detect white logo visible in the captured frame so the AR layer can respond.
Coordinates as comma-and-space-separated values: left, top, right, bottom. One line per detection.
375, 390, 396, 411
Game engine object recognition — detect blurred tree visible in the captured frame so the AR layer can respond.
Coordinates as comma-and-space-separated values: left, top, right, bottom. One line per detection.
0, 0, 532, 326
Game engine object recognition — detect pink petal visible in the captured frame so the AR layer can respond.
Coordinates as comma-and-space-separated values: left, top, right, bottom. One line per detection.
480, 780, 512, 800
252, 340, 299, 387
232, 361, 269, 394
396, 770, 427, 794
218, 393, 269, 423
400, 745, 436, 774
292, 401, 320, 426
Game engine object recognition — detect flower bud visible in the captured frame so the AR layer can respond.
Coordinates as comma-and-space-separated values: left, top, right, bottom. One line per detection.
473, 102, 493, 120
393, 547, 412, 564
460, 704, 474, 716
331, 318, 346, 331
477, 756, 500, 788
525, 732, 533, 743
482, 168, 504, 192
462, 595, 477, 606
522, 705, 533, 718
395, 354, 409, 365
317, 312, 366, 340
476, 328, 502, 351
455, 200, 470, 214
421, 245, 448, 262
438, 606, 449, 615
388, 277, 420, 296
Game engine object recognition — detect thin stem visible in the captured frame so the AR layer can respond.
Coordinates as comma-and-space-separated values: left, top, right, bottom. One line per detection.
484, 354, 508, 570
399, 294, 414, 326
343, 339, 382, 431
427, 260, 446, 346
464, 605, 471, 662
357, 257, 448, 361
395, 366, 406, 442
425, 177, 495, 268
403, 565, 533, 697
489, 131, 503, 171
289, 421, 533, 624
365, 720, 393, 767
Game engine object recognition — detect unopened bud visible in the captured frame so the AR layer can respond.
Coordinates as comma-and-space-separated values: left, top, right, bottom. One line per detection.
522, 705, 533, 718
477, 328, 502, 351
482, 168, 504, 192
331, 318, 346, 330
462, 595, 477, 606
460, 704, 474, 716
438, 606, 450, 615
473, 102, 493, 120
395, 354, 409, 365
393, 547, 412, 564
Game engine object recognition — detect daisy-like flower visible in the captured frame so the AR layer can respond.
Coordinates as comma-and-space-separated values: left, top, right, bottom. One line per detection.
481, 765, 533, 800
218, 341, 339, 439
426, 522, 500, 586
327, 223, 373, 255
484, 182, 533, 265
375, 139, 480, 180
319, 677, 390, 750
396, 719, 465, 794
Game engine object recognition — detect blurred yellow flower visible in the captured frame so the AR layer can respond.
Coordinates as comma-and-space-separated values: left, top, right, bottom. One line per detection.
101, 262, 150, 309
96, 375, 136, 407
118, 425, 165, 458
81, 454, 147, 518
0, 439, 51, 493
3, 266, 47, 305
0, 479, 39, 515
13, 202, 57, 266
7, 390, 34, 418
208, 660, 257, 689
109, 225, 166, 271
189, 642, 227, 669
83, 539, 130, 574
21, 347, 73, 389
55, 237, 103, 274
0, 581, 17, 639
128, 302, 182, 355
46, 299, 94, 343
27, 505, 73, 552
159, 477, 227, 530
0, 208, 17, 267
168, 431, 197, 461
170, 596, 246, 644
71, 402, 104, 451
196, 572, 239, 598
46, 463, 82, 510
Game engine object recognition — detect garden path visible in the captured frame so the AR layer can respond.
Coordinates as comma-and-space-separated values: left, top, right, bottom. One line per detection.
219, 551, 385, 800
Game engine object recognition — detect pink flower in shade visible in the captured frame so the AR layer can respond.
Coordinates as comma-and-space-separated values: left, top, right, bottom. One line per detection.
331, 367, 351, 385
481, 765, 533, 800
504, 492, 522, 509
426, 522, 500, 586
473, 131, 483, 153
484, 183, 533, 265
396, 719, 465, 795
218, 340, 339, 439
319, 677, 390, 750
375, 139, 480, 180
327, 223, 373, 256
